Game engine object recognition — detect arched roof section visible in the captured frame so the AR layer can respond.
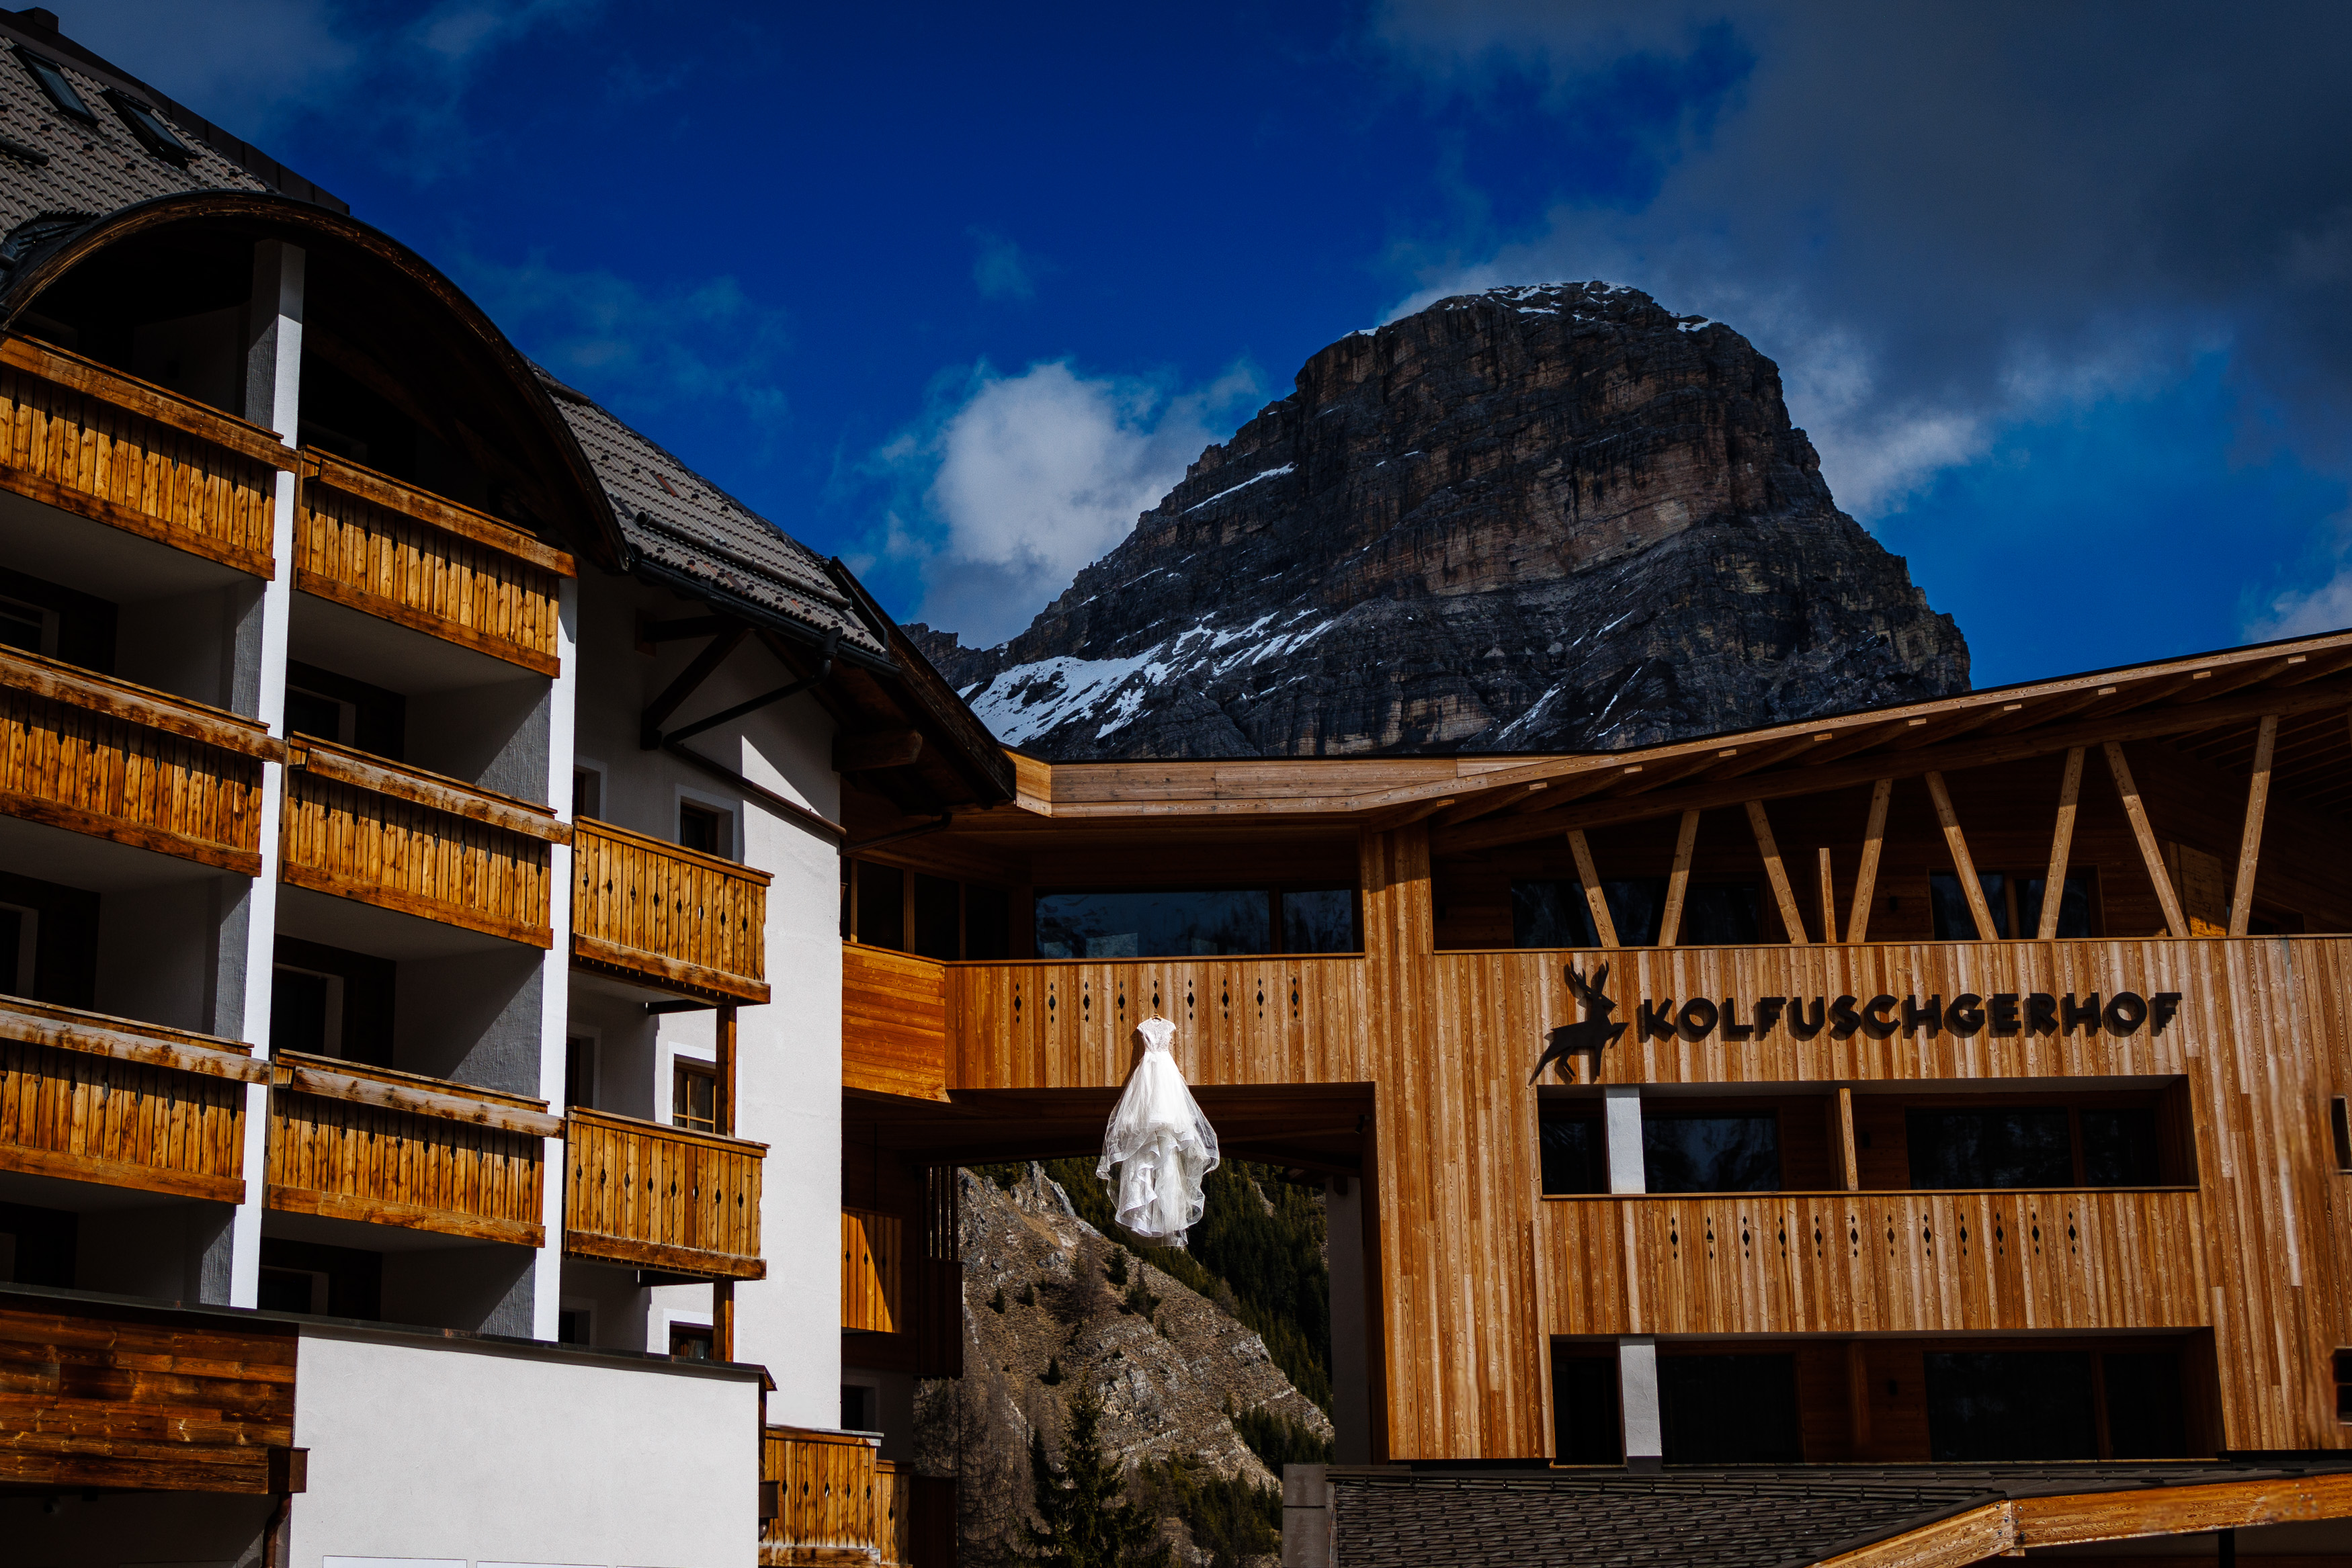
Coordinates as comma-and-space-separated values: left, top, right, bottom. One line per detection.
0, 189, 628, 566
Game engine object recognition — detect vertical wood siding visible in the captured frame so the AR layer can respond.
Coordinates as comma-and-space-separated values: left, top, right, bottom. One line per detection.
564, 1107, 765, 1278
841, 1208, 904, 1333
572, 819, 770, 1004
279, 765, 552, 946
843, 945, 950, 1100
0, 1037, 247, 1202
0, 341, 284, 577
763, 1426, 883, 1565
267, 1075, 547, 1247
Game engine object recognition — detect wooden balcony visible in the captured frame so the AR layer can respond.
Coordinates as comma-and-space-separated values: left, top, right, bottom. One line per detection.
564, 1107, 765, 1279
0, 335, 294, 577
0, 995, 265, 1203
0, 646, 282, 873
842, 944, 948, 1101
296, 451, 574, 675
761, 1426, 904, 1567
0, 1294, 298, 1493
280, 739, 569, 946
1540, 1187, 2210, 1338
265, 1050, 562, 1246
841, 1208, 904, 1333
573, 818, 770, 1004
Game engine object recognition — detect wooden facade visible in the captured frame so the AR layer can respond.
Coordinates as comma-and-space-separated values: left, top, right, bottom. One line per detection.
0, 1293, 298, 1493
841, 1207, 904, 1334
265, 1050, 560, 1246
564, 1106, 765, 1279
573, 817, 771, 1004
0, 996, 264, 1203
0, 645, 280, 873
0, 335, 292, 577
295, 450, 574, 675
280, 738, 566, 946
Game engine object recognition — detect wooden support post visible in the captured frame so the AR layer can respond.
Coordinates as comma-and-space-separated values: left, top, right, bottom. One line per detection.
716, 1004, 739, 1136
2228, 715, 2278, 937
2037, 747, 2085, 940
1566, 828, 1619, 948
1923, 771, 1999, 940
1745, 799, 1808, 945
1836, 1086, 1859, 1192
713, 1279, 735, 1362
1658, 810, 1699, 948
2103, 741, 2190, 939
1845, 779, 1892, 945
1816, 847, 1838, 945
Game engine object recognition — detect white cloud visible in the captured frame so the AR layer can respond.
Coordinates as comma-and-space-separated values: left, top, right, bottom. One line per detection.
882, 360, 1261, 645
969, 229, 1040, 302
2249, 567, 2352, 640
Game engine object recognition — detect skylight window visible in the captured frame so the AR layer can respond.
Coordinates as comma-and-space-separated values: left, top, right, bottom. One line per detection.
14, 47, 92, 122
104, 90, 190, 166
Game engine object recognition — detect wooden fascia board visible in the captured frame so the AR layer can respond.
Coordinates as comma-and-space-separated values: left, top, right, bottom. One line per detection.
573, 816, 774, 885
1813, 1500, 2015, 1567
2013, 1471, 2352, 1548
1433, 677, 2352, 854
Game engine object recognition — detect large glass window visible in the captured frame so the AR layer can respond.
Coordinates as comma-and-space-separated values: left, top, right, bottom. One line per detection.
1035, 889, 1354, 958
2079, 1108, 2162, 1185
1511, 879, 1664, 947
1683, 884, 1761, 945
913, 873, 960, 961
1282, 888, 1357, 953
1539, 1112, 1605, 1195
1548, 1349, 1622, 1465
1906, 1106, 2073, 1188
1925, 1351, 2097, 1461
1932, 870, 2095, 939
1660, 1354, 1804, 1464
1643, 1113, 1780, 1192
2104, 1351, 2189, 1458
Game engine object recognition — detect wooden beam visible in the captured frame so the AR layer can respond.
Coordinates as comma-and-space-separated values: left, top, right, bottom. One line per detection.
266, 1184, 546, 1248
641, 625, 748, 748
717, 1004, 739, 1137
2227, 714, 2278, 937
1923, 771, 1998, 939
1845, 779, 1892, 944
2103, 740, 2191, 938
1816, 846, 1838, 945
272, 1052, 566, 1138
2013, 1468, 2352, 1547
308, 449, 575, 575
0, 646, 284, 761
1816, 1501, 2015, 1568
1566, 829, 1618, 948
292, 741, 569, 844
1658, 810, 1699, 948
1, 333, 302, 470
713, 1279, 737, 1362
562, 1228, 769, 1280
1744, 799, 1808, 945
0, 998, 267, 1084
1836, 1088, 1859, 1192
2037, 747, 2085, 939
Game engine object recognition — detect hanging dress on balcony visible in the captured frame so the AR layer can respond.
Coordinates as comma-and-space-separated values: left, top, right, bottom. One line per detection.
1097, 1016, 1220, 1245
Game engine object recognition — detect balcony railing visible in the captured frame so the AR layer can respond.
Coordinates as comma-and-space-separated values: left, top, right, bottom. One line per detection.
296, 451, 574, 675
761, 1426, 902, 1567
564, 1107, 765, 1279
0, 646, 281, 873
1538, 1188, 2210, 1338
841, 1208, 904, 1333
0, 994, 265, 1203
573, 819, 770, 1004
0, 336, 295, 577
266, 1050, 562, 1246
841, 944, 949, 1102
280, 740, 569, 946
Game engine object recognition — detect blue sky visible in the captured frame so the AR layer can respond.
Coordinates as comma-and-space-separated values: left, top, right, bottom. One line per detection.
66, 1, 2352, 685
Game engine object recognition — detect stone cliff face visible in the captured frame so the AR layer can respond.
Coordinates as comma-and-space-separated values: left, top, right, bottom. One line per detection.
911, 282, 1968, 758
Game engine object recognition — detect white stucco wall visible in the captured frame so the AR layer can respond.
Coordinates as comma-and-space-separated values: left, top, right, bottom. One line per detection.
289, 1328, 759, 1568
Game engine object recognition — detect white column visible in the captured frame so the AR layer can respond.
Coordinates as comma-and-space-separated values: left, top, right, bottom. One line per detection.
1325, 1175, 1370, 1465
1618, 1336, 1663, 1471
1603, 1086, 1644, 1194
532, 575, 581, 1341
225, 240, 304, 1310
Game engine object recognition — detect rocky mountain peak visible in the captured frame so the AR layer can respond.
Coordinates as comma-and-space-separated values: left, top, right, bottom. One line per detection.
911, 279, 1967, 759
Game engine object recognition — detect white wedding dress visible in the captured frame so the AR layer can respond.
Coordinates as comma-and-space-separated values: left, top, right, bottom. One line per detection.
1097, 1016, 1220, 1244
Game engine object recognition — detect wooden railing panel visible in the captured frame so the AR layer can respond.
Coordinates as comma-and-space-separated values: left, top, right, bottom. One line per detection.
762, 1426, 880, 1567
267, 1053, 548, 1246
297, 453, 572, 675
0, 337, 289, 576
280, 742, 556, 946
841, 1209, 904, 1334
573, 819, 770, 1004
565, 1107, 765, 1279
0, 1035, 248, 1203
875, 1460, 911, 1568
0, 648, 276, 873
843, 945, 947, 1100
1541, 1188, 2208, 1338
0, 1296, 296, 1493
0, 995, 264, 1084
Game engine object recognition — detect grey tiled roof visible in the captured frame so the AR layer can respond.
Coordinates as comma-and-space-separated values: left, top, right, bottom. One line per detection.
1331, 1462, 2352, 1568
539, 370, 890, 662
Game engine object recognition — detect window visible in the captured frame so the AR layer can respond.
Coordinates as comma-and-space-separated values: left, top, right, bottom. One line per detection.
966, 885, 1011, 961
1039, 889, 1267, 958
573, 765, 603, 820
2078, 1108, 2162, 1185
269, 937, 393, 1065
841, 1384, 874, 1431
2105, 1351, 2188, 1458
257, 1237, 380, 1320
669, 1321, 715, 1360
565, 1035, 597, 1111
1683, 884, 1761, 944
679, 799, 730, 858
285, 661, 404, 757
1512, 879, 1665, 947
2335, 1349, 2352, 1423
1539, 1110, 1605, 1196
103, 89, 190, 165
855, 862, 905, 949
257, 1266, 326, 1314
913, 873, 960, 961
557, 1307, 593, 1346
14, 48, 93, 120
1925, 1351, 2098, 1461
1642, 1113, 1780, 1193
0, 595, 48, 655
1549, 1348, 1621, 1465
0, 902, 35, 996
1282, 889, 1359, 954
1660, 1354, 1803, 1464
283, 687, 350, 745
269, 965, 339, 1057
0, 1201, 75, 1287
1906, 1106, 2073, 1188
673, 1057, 718, 1133
1931, 871, 2095, 939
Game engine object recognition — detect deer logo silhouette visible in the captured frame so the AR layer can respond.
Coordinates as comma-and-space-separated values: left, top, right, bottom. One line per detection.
1527, 962, 1626, 1084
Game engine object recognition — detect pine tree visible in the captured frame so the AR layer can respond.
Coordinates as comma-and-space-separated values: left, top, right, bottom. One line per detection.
1023, 1386, 1170, 1568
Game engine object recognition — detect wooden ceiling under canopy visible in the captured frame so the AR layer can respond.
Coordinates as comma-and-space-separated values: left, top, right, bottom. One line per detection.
847, 629, 2352, 855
